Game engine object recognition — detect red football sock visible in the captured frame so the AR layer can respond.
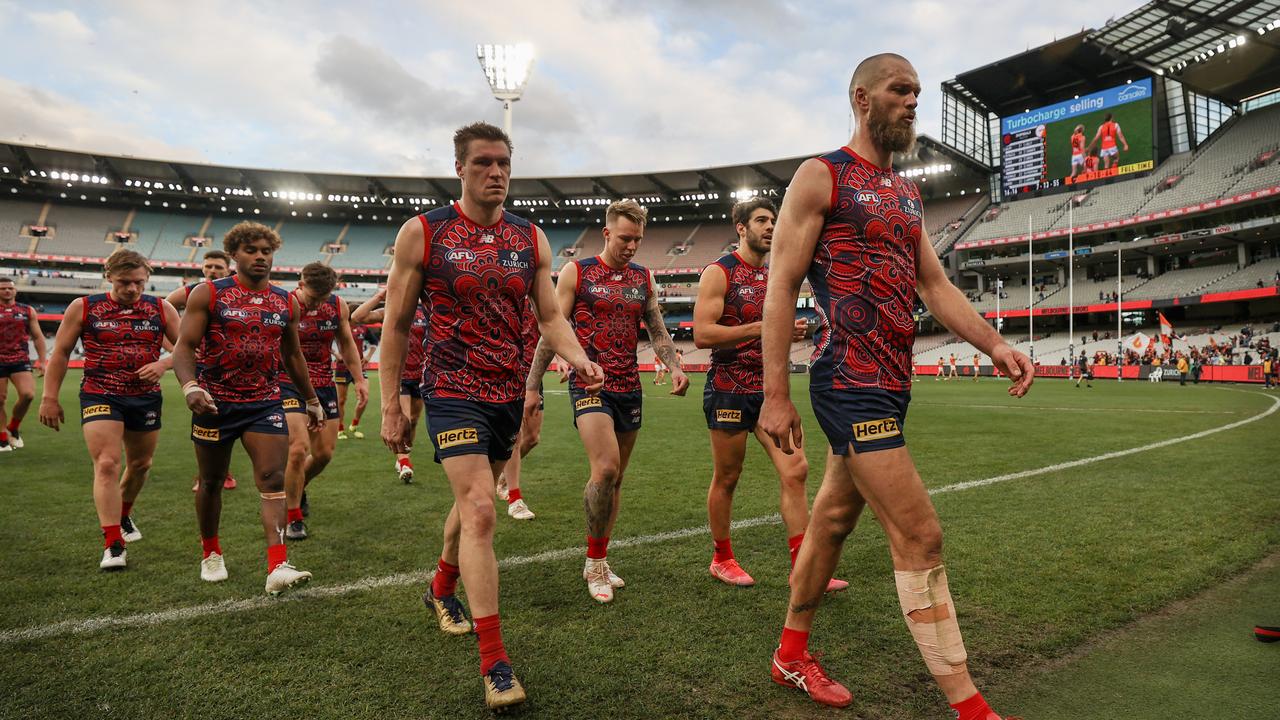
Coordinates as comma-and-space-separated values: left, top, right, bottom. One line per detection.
431, 558, 460, 598
287, 507, 304, 523
951, 692, 996, 720
586, 535, 609, 560
266, 543, 288, 572
397, 457, 412, 469
0, 430, 8, 443
121, 501, 133, 521
788, 533, 805, 569
102, 524, 123, 548
201, 535, 221, 558
474, 614, 510, 675
713, 537, 734, 563
778, 626, 809, 663
507, 488, 523, 503
6, 418, 18, 433
349, 416, 360, 428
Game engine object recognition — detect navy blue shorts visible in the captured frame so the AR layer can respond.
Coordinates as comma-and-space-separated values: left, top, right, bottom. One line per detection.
334, 369, 364, 385
280, 383, 340, 420
424, 397, 522, 463
811, 388, 911, 455
0, 362, 31, 378
192, 400, 287, 445
399, 378, 421, 400
703, 389, 764, 432
569, 385, 642, 433
80, 392, 162, 432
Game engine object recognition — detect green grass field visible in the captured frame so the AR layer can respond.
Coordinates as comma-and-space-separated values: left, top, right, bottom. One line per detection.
2, 372, 1278, 719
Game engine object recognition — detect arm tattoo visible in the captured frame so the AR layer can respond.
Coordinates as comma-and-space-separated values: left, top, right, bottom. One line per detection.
526, 338, 556, 391
644, 297, 680, 370
789, 596, 823, 614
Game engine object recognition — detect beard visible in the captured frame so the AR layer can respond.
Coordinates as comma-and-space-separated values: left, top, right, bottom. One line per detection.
867, 99, 916, 154
743, 231, 771, 256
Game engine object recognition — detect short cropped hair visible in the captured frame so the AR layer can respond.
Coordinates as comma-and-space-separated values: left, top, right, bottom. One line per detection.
203, 249, 231, 265
454, 122, 513, 164
731, 198, 777, 228
223, 221, 282, 254
0, 276, 13, 285
605, 199, 648, 229
301, 262, 338, 296
104, 248, 153, 277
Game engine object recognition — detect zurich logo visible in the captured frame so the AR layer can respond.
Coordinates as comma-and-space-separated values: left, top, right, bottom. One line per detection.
856, 190, 879, 205
447, 248, 476, 263
1117, 84, 1147, 101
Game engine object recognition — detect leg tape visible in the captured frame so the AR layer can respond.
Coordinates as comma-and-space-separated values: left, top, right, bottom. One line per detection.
259, 491, 287, 501
894, 564, 968, 675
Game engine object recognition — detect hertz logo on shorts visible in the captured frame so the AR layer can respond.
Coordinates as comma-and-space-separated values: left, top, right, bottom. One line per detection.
192, 425, 221, 441
282, 398, 301, 410
575, 396, 603, 411
82, 404, 112, 419
851, 418, 900, 442
715, 409, 742, 423
436, 428, 478, 449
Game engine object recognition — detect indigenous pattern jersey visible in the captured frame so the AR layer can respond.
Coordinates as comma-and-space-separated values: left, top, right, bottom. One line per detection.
809, 147, 922, 392
0, 302, 35, 364
336, 325, 370, 373
571, 256, 649, 393
199, 276, 292, 403
706, 252, 767, 394
184, 282, 213, 365
279, 293, 339, 389
80, 294, 166, 396
402, 303, 430, 382
418, 203, 538, 403
520, 298, 540, 375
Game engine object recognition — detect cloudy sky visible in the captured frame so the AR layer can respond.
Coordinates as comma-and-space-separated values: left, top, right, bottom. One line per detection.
1, 0, 1125, 177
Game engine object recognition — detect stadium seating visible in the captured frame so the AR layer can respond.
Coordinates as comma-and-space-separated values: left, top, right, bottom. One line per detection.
333, 224, 393, 270
130, 211, 209, 263
1123, 262, 1239, 300
44, 205, 131, 256
275, 221, 341, 267
677, 223, 736, 269
546, 227, 586, 271
963, 192, 1069, 242
1198, 256, 1280, 293
0, 200, 46, 254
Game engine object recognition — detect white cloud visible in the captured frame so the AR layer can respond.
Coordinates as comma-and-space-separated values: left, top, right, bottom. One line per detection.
26, 8, 92, 42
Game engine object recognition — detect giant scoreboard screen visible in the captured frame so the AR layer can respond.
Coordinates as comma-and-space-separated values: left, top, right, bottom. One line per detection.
1000, 78, 1155, 196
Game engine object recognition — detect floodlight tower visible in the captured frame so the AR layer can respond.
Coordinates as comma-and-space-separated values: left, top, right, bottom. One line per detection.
476, 43, 536, 137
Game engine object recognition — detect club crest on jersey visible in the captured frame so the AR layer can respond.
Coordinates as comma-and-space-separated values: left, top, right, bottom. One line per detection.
856, 190, 880, 206
437, 427, 479, 449
851, 418, 901, 442
447, 248, 476, 264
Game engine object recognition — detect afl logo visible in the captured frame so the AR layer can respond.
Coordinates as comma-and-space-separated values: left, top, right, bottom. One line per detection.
447, 248, 476, 263
738, 286, 758, 299
856, 191, 880, 205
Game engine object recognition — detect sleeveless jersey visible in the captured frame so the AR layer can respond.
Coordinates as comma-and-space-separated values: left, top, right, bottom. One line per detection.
402, 303, 430, 382
279, 292, 339, 389
809, 147, 922, 392
1100, 121, 1119, 150
0, 302, 35, 365
336, 325, 368, 373
200, 275, 293, 403
706, 252, 767, 394
521, 297, 540, 374
418, 203, 538, 403
183, 282, 214, 366
80, 294, 166, 396
1070, 132, 1085, 155
571, 256, 649, 393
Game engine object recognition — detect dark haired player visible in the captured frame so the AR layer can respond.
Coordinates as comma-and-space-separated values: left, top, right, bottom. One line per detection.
174, 221, 323, 595
1088, 112, 1129, 171
759, 54, 1034, 719
0, 276, 46, 452
350, 287, 427, 483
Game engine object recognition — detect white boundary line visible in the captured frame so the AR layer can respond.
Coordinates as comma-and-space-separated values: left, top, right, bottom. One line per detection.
913, 401, 1239, 415
3, 393, 1275, 645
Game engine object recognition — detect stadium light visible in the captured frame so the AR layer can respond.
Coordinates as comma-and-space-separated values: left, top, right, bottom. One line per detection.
476, 43, 536, 137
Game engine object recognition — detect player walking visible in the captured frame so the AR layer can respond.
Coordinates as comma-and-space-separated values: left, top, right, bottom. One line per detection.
1088, 113, 1129, 170
0, 276, 46, 452
335, 322, 374, 440
1069, 124, 1087, 178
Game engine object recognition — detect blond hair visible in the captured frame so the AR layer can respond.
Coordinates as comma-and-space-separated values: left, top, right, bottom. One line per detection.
104, 248, 153, 277
605, 199, 648, 229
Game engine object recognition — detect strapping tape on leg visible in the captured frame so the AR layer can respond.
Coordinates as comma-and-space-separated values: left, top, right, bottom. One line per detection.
894, 564, 968, 675
259, 491, 286, 501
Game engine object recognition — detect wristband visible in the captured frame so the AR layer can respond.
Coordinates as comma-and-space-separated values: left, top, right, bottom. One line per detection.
182, 380, 200, 390
184, 384, 207, 398
306, 397, 322, 406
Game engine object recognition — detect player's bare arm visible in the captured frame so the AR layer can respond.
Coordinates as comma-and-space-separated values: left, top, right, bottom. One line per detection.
335, 296, 370, 409
759, 159, 830, 453
164, 285, 188, 312
1117, 125, 1130, 151
644, 272, 688, 396
37, 297, 85, 431
173, 283, 218, 415
136, 299, 182, 383
915, 227, 1034, 397
350, 287, 387, 325
693, 265, 763, 349
527, 254, 601, 397
281, 294, 324, 430
379, 218, 427, 452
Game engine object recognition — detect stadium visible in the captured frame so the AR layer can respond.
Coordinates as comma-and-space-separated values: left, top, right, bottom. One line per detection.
2, 1, 1278, 718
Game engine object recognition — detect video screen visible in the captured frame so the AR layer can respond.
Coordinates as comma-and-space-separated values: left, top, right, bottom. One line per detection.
1000, 78, 1154, 195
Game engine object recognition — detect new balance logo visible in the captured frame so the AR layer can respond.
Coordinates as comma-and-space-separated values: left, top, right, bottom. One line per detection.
436, 428, 478, 449
851, 417, 900, 442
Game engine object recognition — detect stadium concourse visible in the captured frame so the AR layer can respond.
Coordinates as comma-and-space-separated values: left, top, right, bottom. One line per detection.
3, 1, 1280, 718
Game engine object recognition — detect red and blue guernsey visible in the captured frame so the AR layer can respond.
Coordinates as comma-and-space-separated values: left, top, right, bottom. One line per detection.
520, 297, 540, 375
571, 257, 649, 393
418, 203, 538, 403
402, 303, 430, 382
707, 252, 767, 394
200, 275, 293, 403
336, 324, 369, 375
809, 147, 922, 393
0, 302, 36, 365
279, 292, 339, 389
81, 294, 167, 396
183, 282, 213, 366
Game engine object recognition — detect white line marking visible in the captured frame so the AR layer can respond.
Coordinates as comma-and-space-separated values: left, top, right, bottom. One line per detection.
913, 401, 1239, 415
3, 394, 1275, 645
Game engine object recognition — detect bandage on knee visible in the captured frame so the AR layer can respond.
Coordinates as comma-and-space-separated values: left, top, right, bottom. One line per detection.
259, 491, 286, 501
894, 565, 968, 675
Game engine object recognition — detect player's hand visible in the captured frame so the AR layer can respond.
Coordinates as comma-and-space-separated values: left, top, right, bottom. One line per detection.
669, 369, 690, 396
184, 384, 218, 415
523, 388, 542, 425
791, 319, 807, 343
354, 379, 370, 413
557, 363, 570, 383
305, 398, 325, 431
33, 358, 46, 376
38, 397, 63, 431
381, 405, 410, 453
759, 395, 803, 455
574, 359, 605, 395
135, 361, 166, 384
373, 287, 387, 301
990, 342, 1035, 398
